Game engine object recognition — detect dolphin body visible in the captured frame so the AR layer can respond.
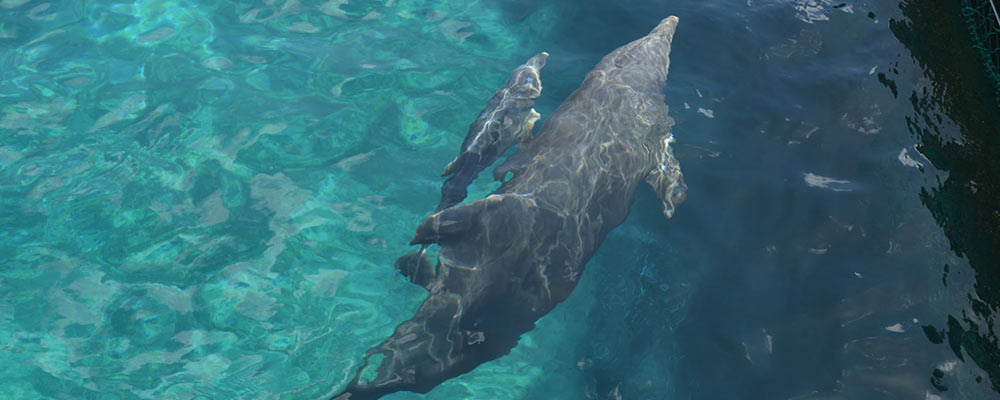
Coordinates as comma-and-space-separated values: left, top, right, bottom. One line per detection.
333, 16, 685, 400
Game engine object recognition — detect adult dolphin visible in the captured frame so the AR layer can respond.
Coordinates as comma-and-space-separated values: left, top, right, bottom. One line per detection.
333, 16, 685, 400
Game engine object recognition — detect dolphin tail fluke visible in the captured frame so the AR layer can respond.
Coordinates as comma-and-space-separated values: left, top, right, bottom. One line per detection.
646, 134, 686, 219
329, 367, 378, 400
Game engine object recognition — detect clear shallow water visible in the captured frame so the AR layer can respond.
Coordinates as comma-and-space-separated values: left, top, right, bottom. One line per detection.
1, 1, 998, 399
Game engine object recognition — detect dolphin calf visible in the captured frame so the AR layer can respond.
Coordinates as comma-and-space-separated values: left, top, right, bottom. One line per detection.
395, 52, 548, 289
333, 16, 685, 400
438, 52, 548, 212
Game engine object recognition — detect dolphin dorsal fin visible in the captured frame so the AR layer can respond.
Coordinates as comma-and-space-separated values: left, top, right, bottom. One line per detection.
410, 199, 489, 245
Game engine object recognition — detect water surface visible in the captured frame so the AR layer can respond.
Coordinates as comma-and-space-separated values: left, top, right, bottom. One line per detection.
1, 0, 998, 399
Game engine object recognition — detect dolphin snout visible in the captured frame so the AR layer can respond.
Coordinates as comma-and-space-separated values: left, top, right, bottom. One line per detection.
526, 51, 549, 70
651, 16, 679, 39
514, 52, 548, 97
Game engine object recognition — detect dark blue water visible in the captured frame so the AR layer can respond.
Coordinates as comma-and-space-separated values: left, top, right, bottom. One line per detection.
1, 0, 998, 399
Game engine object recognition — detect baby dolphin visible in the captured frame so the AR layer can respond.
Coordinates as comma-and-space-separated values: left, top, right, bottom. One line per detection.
395, 52, 548, 290
438, 51, 548, 212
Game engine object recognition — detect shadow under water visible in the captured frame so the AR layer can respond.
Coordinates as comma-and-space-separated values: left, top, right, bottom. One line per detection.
891, 0, 1000, 394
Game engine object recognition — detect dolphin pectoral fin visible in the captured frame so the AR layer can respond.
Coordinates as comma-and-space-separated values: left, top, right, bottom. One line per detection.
410, 200, 488, 245
394, 246, 436, 290
441, 159, 457, 177
516, 108, 541, 143
646, 134, 686, 219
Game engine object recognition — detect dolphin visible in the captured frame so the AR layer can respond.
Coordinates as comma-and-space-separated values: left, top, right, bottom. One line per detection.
438, 52, 548, 212
333, 16, 685, 400
395, 52, 548, 289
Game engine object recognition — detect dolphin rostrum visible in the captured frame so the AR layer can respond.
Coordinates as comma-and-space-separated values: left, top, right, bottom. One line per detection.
333, 16, 685, 400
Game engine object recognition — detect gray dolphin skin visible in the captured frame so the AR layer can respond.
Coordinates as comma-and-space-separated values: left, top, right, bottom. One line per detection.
332, 16, 685, 400
438, 51, 548, 213
394, 53, 549, 290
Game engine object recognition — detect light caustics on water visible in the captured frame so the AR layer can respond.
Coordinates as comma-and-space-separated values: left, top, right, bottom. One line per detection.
3, 0, 1000, 399
0, 1, 572, 399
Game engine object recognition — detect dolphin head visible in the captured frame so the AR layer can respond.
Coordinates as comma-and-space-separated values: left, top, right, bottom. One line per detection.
597, 16, 678, 93
504, 52, 548, 99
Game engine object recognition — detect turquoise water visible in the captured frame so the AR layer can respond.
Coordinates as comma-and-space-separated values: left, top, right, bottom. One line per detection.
1, 0, 998, 399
